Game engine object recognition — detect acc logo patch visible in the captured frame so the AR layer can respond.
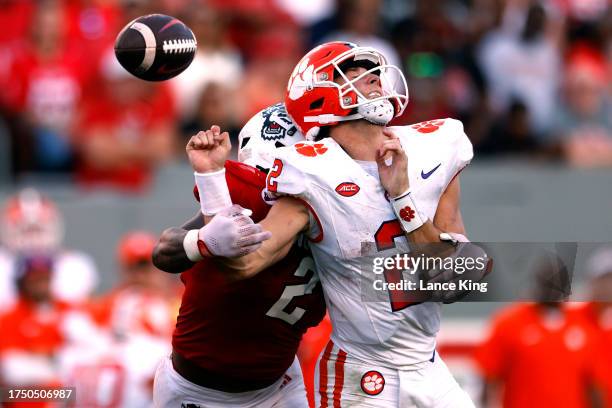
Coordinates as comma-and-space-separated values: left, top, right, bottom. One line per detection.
361, 370, 385, 396
411, 119, 445, 134
295, 142, 328, 157
335, 182, 360, 197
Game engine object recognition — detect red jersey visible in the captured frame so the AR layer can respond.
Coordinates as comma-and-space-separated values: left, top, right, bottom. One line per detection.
173, 161, 326, 384
76, 80, 175, 191
572, 302, 612, 406
0, 298, 71, 408
2, 41, 88, 123
474, 303, 599, 408
0, 298, 69, 355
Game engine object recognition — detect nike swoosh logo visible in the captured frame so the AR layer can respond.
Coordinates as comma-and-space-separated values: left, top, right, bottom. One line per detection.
421, 163, 441, 179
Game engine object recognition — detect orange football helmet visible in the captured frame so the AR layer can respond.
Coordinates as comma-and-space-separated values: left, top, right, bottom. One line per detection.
284, 41, 408, 139
0, 188, 64, 253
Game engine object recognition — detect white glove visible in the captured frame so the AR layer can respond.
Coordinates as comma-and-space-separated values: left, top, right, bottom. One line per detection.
198, 205, 272, 258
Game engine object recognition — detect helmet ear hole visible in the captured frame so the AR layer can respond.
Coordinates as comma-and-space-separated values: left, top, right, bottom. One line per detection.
310, 98, 324, 110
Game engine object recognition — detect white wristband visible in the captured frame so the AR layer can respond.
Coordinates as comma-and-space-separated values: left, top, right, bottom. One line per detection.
194, 169, 232, 216
183, 229, 204, 262
391, 190, 426, 234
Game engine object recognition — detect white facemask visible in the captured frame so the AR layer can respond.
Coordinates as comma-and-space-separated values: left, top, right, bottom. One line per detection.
357, 97, 395, 125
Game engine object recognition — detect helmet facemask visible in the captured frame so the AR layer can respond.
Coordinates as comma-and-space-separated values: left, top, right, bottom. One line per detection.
307, 47, 408, 128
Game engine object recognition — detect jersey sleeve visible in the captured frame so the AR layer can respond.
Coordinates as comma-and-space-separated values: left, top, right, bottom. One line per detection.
225, 161, 271, 223
264, 149, 322, 241
264, 149, 310, 201
446, 119, 474, 176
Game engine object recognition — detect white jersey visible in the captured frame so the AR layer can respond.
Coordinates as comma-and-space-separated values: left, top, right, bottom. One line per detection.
266, 118, 473, 368
0, 248, 98, 312
238, 103, 305, 170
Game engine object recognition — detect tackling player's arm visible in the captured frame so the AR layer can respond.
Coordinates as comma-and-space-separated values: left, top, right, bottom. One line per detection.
218, 196, 309, 280
154, 125, 270, 274
152, 212, 203, 274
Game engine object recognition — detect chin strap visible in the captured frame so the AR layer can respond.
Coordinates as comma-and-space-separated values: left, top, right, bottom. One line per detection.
303, 99, 394, 128
358, 98, 394, 125
303, 113, 363, 124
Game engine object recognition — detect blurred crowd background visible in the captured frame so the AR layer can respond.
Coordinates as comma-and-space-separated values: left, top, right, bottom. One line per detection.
0, 0, 611, 407
0, 0, 610, 191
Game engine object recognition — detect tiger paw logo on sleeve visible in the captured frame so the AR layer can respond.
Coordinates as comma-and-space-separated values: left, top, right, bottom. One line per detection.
294, 142, 328, 157
411, 119, 445, 133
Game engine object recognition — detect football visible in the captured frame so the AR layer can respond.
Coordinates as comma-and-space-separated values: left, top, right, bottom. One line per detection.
114, 14, 197, 81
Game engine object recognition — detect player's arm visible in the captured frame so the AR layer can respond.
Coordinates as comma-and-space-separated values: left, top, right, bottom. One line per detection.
218, 196, 309, 280
378, 128, 490, 302
184, 124, 310, 278
376, 128, 459, 245
153, 126, 271, 274
153, 121, 237, 274
152, 212, 203, 274
409, 173, 465, 244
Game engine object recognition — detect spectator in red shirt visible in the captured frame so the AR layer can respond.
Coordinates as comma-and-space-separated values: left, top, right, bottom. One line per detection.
60, 232, 178, 408
4, 0, 91, 173
0, 256, 72, 408
88, 231, 180, 340
574, 246, 612, 407
63, 0, 123, 77
551, 49, 611, 167
239, 27, 302, 123
75, 50, 177, 192
474, 255, 602, 408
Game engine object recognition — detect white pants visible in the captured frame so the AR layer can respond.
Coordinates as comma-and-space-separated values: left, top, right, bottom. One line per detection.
153, 354, 308, 408
315, 341, 474, 408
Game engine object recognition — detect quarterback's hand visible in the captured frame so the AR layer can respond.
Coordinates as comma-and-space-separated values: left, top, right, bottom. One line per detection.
376, 128, 409, 198
198, 205, 272, 258
186, 125, 231, 173
419, 234, 492, 304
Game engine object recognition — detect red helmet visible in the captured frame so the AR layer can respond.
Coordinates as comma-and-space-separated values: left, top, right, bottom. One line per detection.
117, 231, 157, 266
284, 41, 408, 139
0, 189, 64, 252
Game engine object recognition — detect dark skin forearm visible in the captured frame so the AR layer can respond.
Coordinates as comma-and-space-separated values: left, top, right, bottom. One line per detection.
152, 212, 204, 273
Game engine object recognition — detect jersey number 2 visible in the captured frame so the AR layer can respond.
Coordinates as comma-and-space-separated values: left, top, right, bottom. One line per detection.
375, 220, 420, 312
266, 256, 319, 325
266, 158, 283, 193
